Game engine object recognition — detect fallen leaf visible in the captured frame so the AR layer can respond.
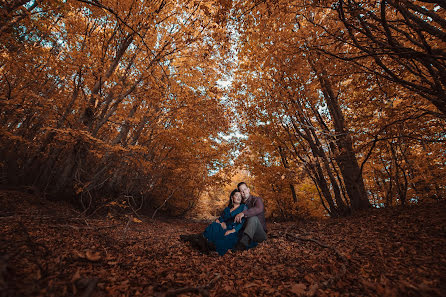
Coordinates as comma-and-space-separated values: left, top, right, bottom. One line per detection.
308, 284, 319, 296
85, 250, 101, 262
73, 250, 85, 259
71, 268, 81, 282
290, 283, 306, 295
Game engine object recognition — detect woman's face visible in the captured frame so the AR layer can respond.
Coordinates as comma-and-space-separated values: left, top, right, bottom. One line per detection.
232, 192, 242, 204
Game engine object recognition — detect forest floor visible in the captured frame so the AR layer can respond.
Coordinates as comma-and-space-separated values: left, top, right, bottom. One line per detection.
1, 189, 445, 297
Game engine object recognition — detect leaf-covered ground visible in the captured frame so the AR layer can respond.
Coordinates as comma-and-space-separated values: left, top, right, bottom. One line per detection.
1, 189, 445, 296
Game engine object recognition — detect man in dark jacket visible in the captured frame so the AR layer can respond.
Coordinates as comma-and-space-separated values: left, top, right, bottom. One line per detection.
234, 182, 267, 250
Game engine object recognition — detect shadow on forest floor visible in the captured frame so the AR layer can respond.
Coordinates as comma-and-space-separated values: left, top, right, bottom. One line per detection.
1, 189, 445, 296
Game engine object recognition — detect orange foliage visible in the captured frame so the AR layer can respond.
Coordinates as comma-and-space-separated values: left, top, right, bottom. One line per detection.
228, 0, 446, 216
1, 0, 445, 219
0, 0, 234, 214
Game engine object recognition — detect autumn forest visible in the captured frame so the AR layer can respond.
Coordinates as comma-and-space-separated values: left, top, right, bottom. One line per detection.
1, 0, 445, 296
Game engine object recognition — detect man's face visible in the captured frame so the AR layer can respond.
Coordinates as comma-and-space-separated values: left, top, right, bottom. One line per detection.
239, 184, 250, 202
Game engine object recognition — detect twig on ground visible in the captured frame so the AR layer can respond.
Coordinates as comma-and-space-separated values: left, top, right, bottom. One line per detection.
270, 230, 347, 262
152, 189, 177, 220
126, 194, 144, 216
80, 190, 93, 216
270, 230, 349, 294
122, 216, 132, 239
0, 215, 15, 219
162, 273, 221, 297
48, 224, 120, 230
285, 233, 348, 262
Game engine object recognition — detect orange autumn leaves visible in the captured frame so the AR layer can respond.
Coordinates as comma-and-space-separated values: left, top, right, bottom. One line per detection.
0, 0, 445, 219
0, 0, 234, 213
229, 0, 445, 217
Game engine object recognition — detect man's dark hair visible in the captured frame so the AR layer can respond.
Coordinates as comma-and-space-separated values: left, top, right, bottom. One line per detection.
228, 189, 240, 208
237, 182, 247, 189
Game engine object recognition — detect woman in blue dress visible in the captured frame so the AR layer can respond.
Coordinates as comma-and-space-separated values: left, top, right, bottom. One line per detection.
203, 189, 248, 255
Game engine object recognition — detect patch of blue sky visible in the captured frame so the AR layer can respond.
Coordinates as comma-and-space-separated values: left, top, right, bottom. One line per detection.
261, 151, 280, 167
205, 131, 246, 175
216, 78, 232, 90
207, 160, 229, 176
196, 86, 207, 96
24, 0, 37, 8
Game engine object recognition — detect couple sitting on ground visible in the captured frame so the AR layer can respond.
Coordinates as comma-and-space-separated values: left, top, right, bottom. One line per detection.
180, 182, 267, 256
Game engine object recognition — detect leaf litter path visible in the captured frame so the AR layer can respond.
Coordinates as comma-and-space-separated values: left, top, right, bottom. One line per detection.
1, 190, 445, 297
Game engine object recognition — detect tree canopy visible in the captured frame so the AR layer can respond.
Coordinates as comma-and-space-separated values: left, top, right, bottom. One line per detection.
0, 0, 445, 218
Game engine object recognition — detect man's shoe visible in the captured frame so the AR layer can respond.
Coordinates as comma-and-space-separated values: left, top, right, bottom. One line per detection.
233, 233, 251, 251
240, 234, 251, 246
234, 242, 247, 251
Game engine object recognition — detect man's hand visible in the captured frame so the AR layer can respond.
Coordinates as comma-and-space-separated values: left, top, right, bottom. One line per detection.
215, 219, 220, 223
234, 212, 245, 223
220, 222, 227, 229
225, 229, 235, 236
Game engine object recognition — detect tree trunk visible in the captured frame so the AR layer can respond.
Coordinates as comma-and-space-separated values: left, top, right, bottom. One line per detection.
310, 57, 371, 211
277, 146, 298, 203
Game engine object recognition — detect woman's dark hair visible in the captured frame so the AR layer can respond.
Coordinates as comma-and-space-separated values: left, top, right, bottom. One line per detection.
227, 189, 240, 208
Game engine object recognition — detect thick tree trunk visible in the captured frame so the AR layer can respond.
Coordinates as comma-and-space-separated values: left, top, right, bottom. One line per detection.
311, 59, 371, 211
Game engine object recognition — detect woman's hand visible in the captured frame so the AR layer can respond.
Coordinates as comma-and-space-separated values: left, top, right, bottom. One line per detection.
215, 219, 220, 223
225, 229, 235, 236
220, 222, 227, 229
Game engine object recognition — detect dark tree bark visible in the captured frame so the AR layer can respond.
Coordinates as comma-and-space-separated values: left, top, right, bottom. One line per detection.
309, 57, 371, 211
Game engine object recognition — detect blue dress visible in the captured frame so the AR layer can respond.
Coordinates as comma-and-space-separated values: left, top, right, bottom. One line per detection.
203, 204, 248, 255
